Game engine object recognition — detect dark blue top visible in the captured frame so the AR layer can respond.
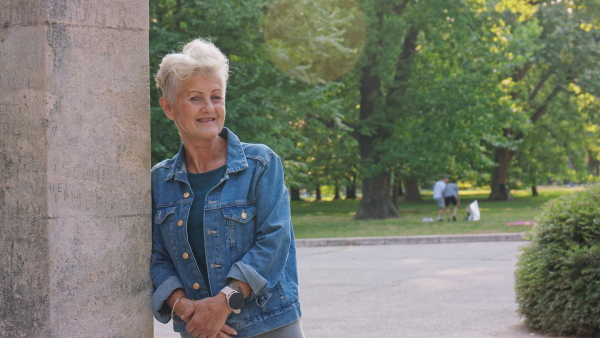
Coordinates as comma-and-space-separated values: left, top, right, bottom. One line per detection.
187, 165, 226, 289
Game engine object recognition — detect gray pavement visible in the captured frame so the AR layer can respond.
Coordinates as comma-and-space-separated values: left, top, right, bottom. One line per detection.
155, 233, 546, 337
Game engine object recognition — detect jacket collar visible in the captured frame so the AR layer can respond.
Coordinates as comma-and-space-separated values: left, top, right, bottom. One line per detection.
166, 127, 248, 181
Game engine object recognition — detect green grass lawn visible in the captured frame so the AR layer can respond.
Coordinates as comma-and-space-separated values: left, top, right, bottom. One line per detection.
291, 186, 583, 239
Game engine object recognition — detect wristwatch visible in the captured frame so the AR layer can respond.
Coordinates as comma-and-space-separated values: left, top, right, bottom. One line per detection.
220, 286, 244, 314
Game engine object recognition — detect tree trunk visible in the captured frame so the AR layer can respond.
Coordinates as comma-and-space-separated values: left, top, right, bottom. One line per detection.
488, 147, 515, 201
402, 176, 423, 203
531, 185, 538, 196
315, 186, 321, 201
353, 20, 418, 219
391, 178, 402, 207
290, 187, 302, 201
346, 185, 357, 199
354, 62, 399, 218
333, 184, 341, 200
589, 150, 600, 176
346, 172, 357, 199
355, 171, 400, 220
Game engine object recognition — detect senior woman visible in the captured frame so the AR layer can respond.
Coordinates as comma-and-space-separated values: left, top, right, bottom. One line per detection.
151, 39, 304, 338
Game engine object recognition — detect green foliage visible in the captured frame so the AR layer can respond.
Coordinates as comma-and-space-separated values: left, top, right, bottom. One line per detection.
483, 0, 600, 192
385, 0, 503, 181
148, 0, 600, 202
515, 184, 600, 336
264, 0, 366, 84
511, 91, 599, 188
352, 0, 508, 187
151, 106, 180, 165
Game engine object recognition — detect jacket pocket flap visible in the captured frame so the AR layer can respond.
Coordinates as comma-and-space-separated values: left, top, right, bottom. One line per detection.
155, 206, 177, 224
223, 205, 256, 223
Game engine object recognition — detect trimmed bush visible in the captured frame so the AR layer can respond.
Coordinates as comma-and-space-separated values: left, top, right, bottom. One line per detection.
515, 184, 600, 337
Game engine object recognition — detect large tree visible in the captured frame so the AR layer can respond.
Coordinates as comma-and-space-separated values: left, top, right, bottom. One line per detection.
485, 0, 600, 200
353, 0, 504, 217
386, 0, 504, 201
512, 86, 600, 195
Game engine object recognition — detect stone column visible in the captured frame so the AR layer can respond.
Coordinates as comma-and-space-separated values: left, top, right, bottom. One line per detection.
0, 0, 152, 337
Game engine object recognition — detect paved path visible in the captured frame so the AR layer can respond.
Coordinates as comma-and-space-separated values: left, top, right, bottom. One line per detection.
155, 234, 545, 337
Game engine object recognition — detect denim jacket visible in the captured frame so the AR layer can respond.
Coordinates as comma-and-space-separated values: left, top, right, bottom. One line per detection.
150, 128, 301, 337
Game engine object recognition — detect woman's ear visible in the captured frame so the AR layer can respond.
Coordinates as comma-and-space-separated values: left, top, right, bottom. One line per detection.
159, 97, 175, 121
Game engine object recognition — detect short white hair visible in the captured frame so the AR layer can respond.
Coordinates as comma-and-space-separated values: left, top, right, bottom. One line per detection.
155, 38, 229, 103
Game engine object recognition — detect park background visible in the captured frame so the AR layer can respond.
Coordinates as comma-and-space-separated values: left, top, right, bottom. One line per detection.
149, 0, 599, 226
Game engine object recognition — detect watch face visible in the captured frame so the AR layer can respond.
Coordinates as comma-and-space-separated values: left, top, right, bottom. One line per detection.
229, 292, 244, 310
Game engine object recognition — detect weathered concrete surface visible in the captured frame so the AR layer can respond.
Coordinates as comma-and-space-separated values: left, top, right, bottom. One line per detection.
296, 242, 537, 337
155, 240, 545, 338
0, 0, 151, 337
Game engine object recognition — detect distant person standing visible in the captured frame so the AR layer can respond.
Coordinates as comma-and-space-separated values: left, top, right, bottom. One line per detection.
444, 181, 460, 221
433, 177, 449, 221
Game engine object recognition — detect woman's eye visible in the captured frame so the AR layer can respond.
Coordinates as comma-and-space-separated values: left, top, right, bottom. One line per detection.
212, 96, 222, 101
190, 97, 200, 101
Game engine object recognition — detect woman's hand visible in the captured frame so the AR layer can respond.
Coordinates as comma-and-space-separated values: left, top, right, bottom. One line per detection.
215, 324, 238, 338
175, 298, 197, 323
183, 294, 237, 338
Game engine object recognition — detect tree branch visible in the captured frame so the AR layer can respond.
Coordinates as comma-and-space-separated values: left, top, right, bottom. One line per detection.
510, 62, 532, 100
513, 62, 532, 83
528, 71, 553, 102
306, 112, 360, 140
391, 25, 420, 95
512, 84, 562, 141
394, 0, 412, 16
530, 84, 562, 124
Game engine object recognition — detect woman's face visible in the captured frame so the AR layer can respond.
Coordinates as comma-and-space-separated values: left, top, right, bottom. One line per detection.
161, 75, 226, 144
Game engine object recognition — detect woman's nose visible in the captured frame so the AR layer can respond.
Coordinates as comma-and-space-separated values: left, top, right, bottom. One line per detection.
200, 100, 215, 112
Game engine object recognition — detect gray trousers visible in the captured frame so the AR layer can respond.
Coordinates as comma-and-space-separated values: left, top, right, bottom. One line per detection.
180, 319, 304, 338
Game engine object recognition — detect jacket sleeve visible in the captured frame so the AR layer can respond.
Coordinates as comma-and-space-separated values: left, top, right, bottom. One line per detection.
226, 153, 293, 307
150, 173, 184, 323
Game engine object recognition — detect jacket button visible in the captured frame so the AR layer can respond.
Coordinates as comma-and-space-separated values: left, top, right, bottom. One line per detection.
183, 192, 190, 198
178, 220, 183, 226
193, 283, 200, 290
183, 253, 189, 259
242, 211, 248, 220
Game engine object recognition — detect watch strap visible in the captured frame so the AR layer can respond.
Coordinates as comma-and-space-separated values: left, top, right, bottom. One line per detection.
220, 286, 242, 314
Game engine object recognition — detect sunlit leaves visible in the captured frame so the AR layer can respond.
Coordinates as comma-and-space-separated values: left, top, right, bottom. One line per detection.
264, 0, 366, 84
495, 0, 539, 21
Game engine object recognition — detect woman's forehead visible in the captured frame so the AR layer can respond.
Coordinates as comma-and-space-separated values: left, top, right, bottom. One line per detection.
179, 75, 223, 93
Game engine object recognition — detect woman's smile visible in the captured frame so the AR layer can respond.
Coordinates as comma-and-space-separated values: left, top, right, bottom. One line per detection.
197, 117, 216, 123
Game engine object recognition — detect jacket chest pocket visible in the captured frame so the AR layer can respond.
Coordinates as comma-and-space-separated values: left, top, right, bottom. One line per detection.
223, 204, 256, 252
155, 206, 177, 226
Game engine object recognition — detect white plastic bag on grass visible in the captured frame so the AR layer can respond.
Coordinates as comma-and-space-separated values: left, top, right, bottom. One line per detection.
467, 200, 480, 221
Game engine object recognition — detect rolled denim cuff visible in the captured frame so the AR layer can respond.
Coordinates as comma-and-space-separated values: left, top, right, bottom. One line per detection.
152, 275, 184, 323
227, 261, 272, 307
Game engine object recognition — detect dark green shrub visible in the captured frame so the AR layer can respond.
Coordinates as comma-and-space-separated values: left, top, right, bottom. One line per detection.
515, 184, 600, 337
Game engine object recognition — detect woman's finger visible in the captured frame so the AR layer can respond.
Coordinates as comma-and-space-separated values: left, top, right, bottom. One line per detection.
220, 324, 237, 336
